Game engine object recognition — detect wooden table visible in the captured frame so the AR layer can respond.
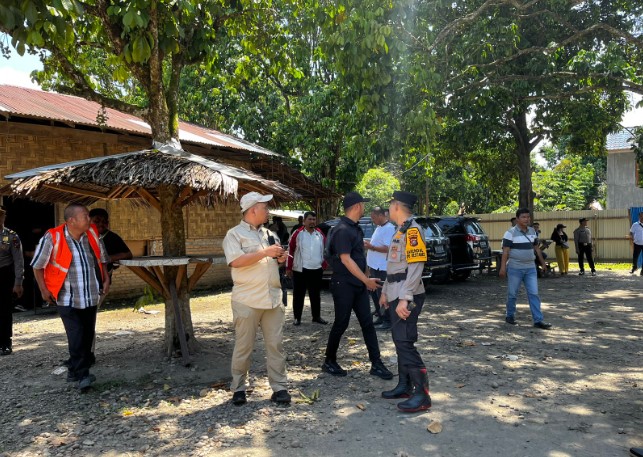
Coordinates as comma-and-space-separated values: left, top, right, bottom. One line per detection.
118, 255, 225, 365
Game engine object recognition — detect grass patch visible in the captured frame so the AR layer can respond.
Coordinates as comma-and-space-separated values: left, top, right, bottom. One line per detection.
595, 262, 632, 271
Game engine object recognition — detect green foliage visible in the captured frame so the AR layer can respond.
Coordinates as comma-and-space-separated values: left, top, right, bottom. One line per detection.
532, 157, 596, 211
133, 286, 162, 311
296, 389, 320, 405
355, 168, 400, 211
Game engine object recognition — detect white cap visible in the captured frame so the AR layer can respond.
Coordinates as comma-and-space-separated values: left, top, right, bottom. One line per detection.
240, 192, 273, 212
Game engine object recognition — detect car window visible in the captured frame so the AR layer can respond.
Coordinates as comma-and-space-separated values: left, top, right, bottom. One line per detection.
438, 219, 464, 234
423, 223, 441, 238
465, 221, 485, 235
361, 223, 375, 239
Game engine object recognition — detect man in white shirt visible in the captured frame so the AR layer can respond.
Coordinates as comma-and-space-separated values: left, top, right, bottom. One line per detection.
630, 212, 643, 275
365, 207, 396, 330
286, 211, 328, 325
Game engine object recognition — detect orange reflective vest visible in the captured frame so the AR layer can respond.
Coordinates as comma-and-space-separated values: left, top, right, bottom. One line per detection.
44, 224, 104, 300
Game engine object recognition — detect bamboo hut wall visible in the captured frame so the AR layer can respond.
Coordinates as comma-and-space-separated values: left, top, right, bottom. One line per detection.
476, 209, 634, 261
2, 132, 249, 298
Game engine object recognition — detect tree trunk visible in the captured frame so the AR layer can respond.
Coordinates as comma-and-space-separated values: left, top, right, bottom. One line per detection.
515, 142, 534, 214
159, 184, 199, 356
510, 111, 537, 214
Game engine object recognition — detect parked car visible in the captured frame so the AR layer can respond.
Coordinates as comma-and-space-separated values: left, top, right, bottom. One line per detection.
414, 217, 451, 284
319, 216, 451, 286
434, 216, 492, 280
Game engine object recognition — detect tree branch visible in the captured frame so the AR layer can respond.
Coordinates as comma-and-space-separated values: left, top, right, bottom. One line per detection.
47, 46, 148, 117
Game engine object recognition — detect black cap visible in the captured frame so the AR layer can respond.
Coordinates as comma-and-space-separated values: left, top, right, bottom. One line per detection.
390, 190, 418, 208
343, 191, 370, 209
579, 217, 588, 223
556, 223, 566, 229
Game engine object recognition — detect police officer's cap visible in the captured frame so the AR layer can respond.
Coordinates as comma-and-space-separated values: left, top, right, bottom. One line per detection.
390, 191, 417, 208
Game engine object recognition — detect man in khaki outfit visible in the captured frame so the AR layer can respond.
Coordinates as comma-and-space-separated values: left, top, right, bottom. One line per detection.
223, 192, 291, 406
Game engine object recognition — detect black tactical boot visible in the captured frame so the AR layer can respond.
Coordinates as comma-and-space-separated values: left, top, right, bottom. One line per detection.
397, 367, 431, 412
382, 364, 412, 399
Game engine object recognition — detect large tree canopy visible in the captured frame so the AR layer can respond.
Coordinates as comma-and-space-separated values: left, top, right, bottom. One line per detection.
0, 0, 296, 355
394, 0, 642, 212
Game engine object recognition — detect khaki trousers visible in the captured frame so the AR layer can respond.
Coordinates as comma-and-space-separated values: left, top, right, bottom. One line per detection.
230, 302, 287, 393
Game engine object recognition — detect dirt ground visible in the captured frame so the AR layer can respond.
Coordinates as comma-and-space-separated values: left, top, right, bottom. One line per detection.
0, 268, 641, 457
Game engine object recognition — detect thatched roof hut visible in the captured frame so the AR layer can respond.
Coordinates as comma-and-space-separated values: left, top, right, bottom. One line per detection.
3, 143, 299, 207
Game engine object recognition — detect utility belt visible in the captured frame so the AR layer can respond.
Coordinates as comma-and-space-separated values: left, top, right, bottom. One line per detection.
387, 272, 407, 283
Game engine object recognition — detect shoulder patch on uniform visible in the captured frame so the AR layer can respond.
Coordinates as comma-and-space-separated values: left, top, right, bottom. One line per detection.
405, 227, 427, 263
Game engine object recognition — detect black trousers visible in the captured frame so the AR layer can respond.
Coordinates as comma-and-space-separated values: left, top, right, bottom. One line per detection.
578, 243, 595, 272
292, 268, 323, 320
325, 277, 381, 363
633, 243, 643, 270
0, 265, 15, 348
389, 294, 426, 369
58, 305, 97, 379
368, 268, 389, 322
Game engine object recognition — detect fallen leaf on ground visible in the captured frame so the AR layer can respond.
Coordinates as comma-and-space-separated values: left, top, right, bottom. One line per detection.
427, 421, 443, 434
356, 403, 366, 411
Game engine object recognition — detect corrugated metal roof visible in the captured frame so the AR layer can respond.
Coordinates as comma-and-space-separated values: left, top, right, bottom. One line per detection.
606, 130, 636, 151
0, 84, 278, 157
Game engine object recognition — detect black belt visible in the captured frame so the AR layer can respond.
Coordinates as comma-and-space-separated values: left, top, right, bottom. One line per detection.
387, 272, 407, 282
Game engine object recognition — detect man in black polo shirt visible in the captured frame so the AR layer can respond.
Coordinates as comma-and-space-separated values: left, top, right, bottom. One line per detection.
89, 209, 132, 278
322, 192, 393, 380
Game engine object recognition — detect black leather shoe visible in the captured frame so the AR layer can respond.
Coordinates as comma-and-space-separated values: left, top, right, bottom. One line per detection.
312, 317, 328, 325
232, 391, 247, 406
370, 361, 394, 380
591, 270, 596, 276
631, 267, 637, 274
0, 346, 12, 356
375, 321, 392, 331
293, 319, 301, 326
579, 271, 585, 275
505, 316, 516, 325
630, 447, 643, 457
271, 390, 291, 404
533, 321, 552, 329
321, 360, 347, 376
373, 317, 383, 325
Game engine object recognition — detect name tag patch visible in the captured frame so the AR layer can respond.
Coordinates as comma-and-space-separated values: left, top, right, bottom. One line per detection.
405, 228, 427, 263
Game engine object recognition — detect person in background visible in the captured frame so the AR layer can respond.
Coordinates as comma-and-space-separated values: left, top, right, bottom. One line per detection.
510, 217, 517, 227
269, 216, 290, 245
364, 206, 396, 330
286, 211, 328, 326
321, 192, 393, 380
31, 204, 110, 392
573, 217, 596, 276
551, 223, 570, 275
290, 215, 304, 236
0, 207, 24, 355
629, 212, 643, 275
222, 192, 291, 406
88, 208, 133, 278
499, 208, 552, 330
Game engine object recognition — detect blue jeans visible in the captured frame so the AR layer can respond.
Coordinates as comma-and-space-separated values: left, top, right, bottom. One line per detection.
506, 266, 544, 324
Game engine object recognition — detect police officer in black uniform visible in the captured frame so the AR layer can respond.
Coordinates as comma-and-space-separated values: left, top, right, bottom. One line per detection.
321, 192, 393, 380
379, 191, 431, 412
0, 207, 24, 355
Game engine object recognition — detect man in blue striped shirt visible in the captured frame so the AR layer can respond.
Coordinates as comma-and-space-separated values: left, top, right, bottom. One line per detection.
499, 208, 552, 329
